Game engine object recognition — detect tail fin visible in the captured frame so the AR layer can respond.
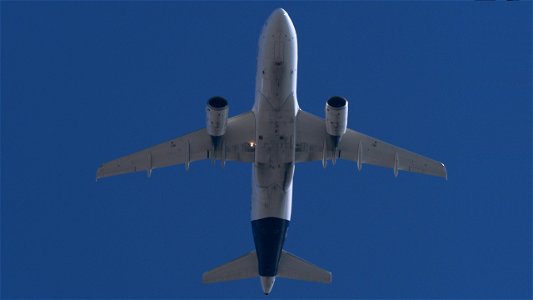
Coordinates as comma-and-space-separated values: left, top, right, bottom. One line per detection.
202, 251, 258, 283
278, 250, 332, 283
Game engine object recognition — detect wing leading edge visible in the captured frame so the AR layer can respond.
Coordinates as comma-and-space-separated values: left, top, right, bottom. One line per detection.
97, 111, 256, 179
295, 110, 447, 179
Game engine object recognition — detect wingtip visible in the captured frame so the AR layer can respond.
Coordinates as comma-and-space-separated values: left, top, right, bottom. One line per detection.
96, 166, 105, 181
441, 163, 448, 181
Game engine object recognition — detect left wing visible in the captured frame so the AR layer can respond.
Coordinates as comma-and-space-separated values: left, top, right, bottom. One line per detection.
97, 111, 255, 179
295, 110, 447, 179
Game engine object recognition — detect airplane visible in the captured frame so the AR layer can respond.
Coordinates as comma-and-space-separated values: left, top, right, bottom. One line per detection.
97, 8, 447, 295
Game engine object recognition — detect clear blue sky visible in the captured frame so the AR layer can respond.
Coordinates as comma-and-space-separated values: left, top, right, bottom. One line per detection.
2, 2, 531, 299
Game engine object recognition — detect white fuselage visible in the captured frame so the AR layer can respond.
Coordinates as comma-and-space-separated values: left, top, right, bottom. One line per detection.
251, 9, 298, 222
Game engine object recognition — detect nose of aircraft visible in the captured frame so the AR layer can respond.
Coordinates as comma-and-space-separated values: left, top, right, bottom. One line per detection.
270, 8, 287, 19
266, 8, 291, 34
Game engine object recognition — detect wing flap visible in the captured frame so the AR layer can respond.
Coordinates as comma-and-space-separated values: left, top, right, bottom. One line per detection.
339, 129, 447, 178
96, 130, 208, 179
97, 111, 256, 179
295, 110, 447, 179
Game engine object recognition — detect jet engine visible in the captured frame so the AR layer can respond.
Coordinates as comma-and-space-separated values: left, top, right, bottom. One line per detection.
206, 96, 229, 148
325, 96, 348, 148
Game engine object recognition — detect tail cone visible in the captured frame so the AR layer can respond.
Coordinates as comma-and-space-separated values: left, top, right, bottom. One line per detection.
260, 276, 275, 295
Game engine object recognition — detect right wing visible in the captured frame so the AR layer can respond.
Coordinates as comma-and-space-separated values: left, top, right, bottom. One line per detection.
295, 110, 447, 179
97, 111, 256, 179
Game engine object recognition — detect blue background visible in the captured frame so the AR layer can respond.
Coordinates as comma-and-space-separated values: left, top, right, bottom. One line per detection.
2, 2, 531, 299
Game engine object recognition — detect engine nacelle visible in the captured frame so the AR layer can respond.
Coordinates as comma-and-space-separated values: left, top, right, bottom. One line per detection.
325, 96, 348, 147
206, 97, 229, 147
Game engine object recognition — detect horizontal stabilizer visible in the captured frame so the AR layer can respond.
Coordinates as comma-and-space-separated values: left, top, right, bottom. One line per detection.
203, 251, 258, 283
278, 250, 332, 283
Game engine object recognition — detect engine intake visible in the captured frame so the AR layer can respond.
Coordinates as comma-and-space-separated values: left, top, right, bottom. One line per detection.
206, 96, 229, 147
325, 96, 348, 147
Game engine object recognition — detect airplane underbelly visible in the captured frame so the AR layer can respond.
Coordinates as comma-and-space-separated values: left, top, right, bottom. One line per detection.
251, 163, 293, 220
251, 22, 298, 224
252, 89, 296, 221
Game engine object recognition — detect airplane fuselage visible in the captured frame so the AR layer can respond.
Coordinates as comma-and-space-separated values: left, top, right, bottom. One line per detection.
250, 8, 298, 288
